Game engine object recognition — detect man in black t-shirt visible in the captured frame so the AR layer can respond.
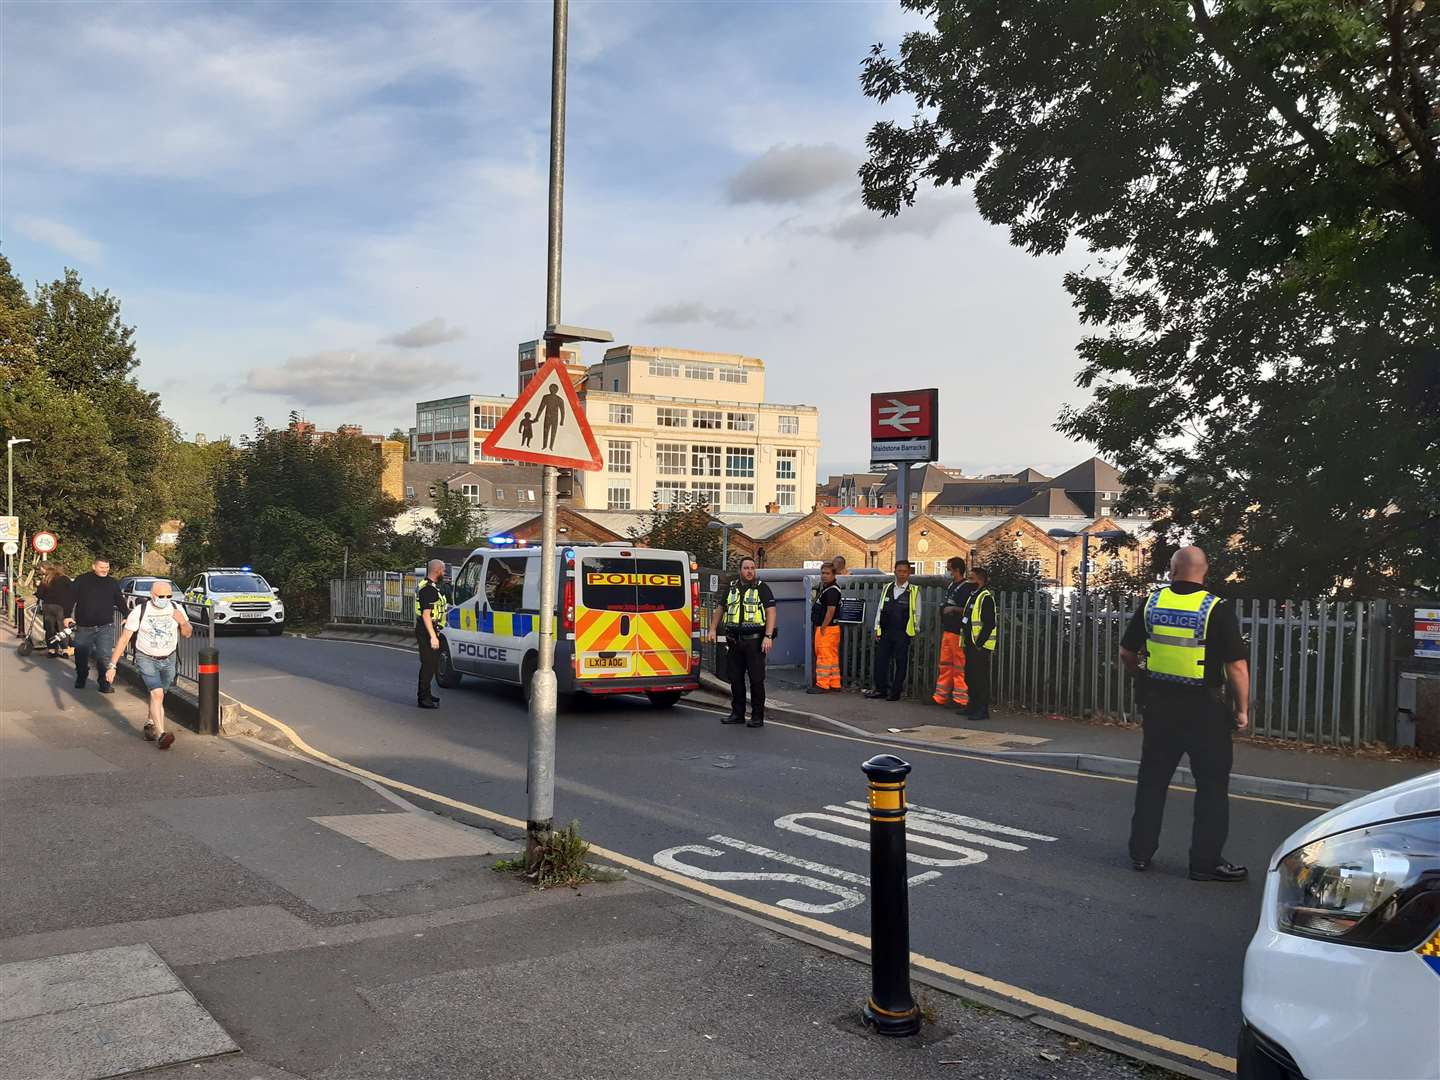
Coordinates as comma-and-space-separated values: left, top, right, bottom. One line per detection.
1120, 546, 1251, 882
414, 559, 448, 709
808, 562, 843, 694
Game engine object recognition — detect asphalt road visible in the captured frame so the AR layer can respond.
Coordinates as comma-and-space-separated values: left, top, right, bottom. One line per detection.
217, 632, 1324, 1062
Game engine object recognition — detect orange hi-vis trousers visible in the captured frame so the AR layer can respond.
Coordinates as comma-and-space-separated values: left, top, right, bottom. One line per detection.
933, 631, 969, 706
814, 625, 841, 690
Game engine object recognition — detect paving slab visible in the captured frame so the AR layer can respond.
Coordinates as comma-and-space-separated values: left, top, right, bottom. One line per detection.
311, 812, 518, 860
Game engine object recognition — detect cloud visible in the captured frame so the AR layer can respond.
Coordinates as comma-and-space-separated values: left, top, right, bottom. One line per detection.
380, 317, 465, 348
11, 215, 103, 263
642, 302, 753, 330
725, 144, 856, 205
812, 197, 971, 248
243, 350, 462, 406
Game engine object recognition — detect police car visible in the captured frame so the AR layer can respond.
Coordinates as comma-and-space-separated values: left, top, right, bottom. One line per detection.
435, 543, 699, 707
184, 567, 285, 635
1239, 770, 1440, 1079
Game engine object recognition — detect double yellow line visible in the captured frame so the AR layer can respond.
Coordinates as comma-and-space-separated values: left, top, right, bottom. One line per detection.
227, 690, 1237, 1075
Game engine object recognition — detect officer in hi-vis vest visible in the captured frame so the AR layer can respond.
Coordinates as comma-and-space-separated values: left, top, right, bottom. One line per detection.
1120, 546, 1250, 881
708, 557, 776, 727
414, 559, 449, 710
961, 565, 997, 720
865, 559, 921, 701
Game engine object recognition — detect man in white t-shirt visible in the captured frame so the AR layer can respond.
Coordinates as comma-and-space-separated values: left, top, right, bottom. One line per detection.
106, 581, 192, 749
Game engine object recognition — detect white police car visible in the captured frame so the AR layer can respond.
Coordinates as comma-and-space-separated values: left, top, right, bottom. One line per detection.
1239, 770, 1440, 1079
184, 567, 285, 635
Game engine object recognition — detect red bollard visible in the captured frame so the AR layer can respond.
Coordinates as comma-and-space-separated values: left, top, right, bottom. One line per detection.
14, 597, 25, 639
197, 647, 220, 735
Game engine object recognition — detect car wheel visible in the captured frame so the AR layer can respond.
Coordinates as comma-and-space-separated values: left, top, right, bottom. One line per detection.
437, 640, 463, 688
646, 690, 682, 709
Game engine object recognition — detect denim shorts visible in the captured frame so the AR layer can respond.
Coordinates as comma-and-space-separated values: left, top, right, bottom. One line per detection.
135, 652, 177, 692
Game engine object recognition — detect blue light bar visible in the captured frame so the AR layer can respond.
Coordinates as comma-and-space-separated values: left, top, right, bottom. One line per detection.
489, 535, 516, 547
240, 565, 252, 571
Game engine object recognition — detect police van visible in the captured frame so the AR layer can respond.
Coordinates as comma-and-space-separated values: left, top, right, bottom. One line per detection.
183, 567, 285, 635
435, 543, 699, 707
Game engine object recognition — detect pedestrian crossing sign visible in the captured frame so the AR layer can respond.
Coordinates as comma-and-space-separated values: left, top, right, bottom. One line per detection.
480, 355, 602, 470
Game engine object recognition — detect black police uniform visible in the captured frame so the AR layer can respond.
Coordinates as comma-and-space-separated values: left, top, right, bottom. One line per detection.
721, 579, 776, 726
415, 579, 443, 706
1122, 582, 1247, 872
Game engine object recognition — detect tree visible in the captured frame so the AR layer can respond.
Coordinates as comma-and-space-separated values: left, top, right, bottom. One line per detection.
627, 495, 723, 565
860, 1, 1440, 597
165, 438, 236, 528
427, 484, 490, 548
1074, 559, 1157, 606
978, 545, 1044, 594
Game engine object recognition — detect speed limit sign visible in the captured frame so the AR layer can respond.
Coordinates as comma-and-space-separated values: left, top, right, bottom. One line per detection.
31, 531, 57, 554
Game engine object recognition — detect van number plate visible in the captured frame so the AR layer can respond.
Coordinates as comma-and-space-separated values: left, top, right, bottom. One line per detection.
582, 654, 632, 674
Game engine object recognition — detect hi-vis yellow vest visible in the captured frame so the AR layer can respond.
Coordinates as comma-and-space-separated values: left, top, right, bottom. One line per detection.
724, 584, 766, 627
1143, 586, 1219, 685
874, 582, 919, 637
964, 587, 996, 650
414, 584, 449, 624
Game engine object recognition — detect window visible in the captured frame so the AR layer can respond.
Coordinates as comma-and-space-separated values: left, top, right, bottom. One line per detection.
684, 363, 714, 381
453, 556, 484, 605
612, 379, 620, 391
484, 557, 527, 612
418, 447, 434, 463
778, 415, 800, 435
495, 489, 504, 500
724, 484, 754, 511
607, 482, 632, 511
657, 407, 688, 428
776, 483, 797, 511
691, 481, 720, 508
608, 404, 633, 424
460, 483, 481, 505
656, 442, 687, 476
525, 488, 537, 502
725, 447, 755, 477
726, 412, 756, 432
476, 404, 504, 431
404, 484, 415, 500
648, 358, 680, 377
776, 449, 797, 480
433, 444, 451, 463
691, 445, 722, 476
1023, 558, 1043, 577
654, 481, 687, 506
607, 440, 632, 474
718, 365, 747, 384
693, 409, 722, 430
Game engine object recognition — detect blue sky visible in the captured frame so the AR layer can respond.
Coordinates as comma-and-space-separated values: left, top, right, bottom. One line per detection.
2, 0, 1095, 476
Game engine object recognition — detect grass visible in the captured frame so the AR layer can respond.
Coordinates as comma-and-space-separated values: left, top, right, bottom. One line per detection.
491, 821, 624, 889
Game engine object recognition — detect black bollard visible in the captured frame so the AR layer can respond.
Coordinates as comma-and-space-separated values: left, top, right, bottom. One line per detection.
861, 753, 921, 1036
14, 596, 25, 639
197, 647, 220, 735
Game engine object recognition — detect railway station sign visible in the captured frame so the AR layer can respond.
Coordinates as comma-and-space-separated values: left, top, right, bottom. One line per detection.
870, 389, 938, 465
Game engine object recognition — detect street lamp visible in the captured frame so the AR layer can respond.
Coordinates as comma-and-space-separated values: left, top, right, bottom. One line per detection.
1048, 527, 1131, 714
707, 520, 743, 569
6, 438, 31, 599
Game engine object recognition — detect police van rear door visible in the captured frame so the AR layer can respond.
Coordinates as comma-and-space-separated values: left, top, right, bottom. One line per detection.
576, 552, 690, 683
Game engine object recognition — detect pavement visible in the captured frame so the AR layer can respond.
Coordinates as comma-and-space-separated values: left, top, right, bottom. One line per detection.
2, 626, 1180, 1080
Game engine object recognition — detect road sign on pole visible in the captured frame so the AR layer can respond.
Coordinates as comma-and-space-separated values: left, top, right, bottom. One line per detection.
0, 516, 17, 544
479, 355, 602, 470
31, 531, 57, 555
870, 389, 939, 465
2, 542, 16, 556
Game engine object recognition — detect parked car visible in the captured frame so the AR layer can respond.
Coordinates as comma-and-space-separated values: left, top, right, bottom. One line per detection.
119, 576, 174, 610
1239, 770, 1440, 1079
183, 567, 284, 635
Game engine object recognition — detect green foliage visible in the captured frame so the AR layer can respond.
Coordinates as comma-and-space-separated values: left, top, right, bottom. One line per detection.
627, 494, 722, 566
166, 439, 236, 528
0, 257, 169, 573
979, 546, 1044, 594
860, 1, 1440, 597
1073, 558, 1156, 606
426, 484, 489, 548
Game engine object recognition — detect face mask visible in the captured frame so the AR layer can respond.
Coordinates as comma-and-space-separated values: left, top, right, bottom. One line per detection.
151, 597, 172, 610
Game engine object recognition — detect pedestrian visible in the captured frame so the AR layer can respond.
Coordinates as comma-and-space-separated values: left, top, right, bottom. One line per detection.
831, 554, 849, 577
105, 580, 191, 749
933, 556, 973, 709
64, 557, 128, 693
537, 384, 566, 450
865, 559, 920, 701
519, 411, 535, 447
1121, 545, 1250, 882
708, 556, 776, 727
37, 565, 74, 657
415, 559, 449, 710
808, 561, 842, 694
960, 565, 996, 719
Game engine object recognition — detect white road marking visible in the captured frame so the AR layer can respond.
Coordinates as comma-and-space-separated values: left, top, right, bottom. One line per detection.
652, 844, 864, 914
822, 803, 1028, 852
774, 812, 987, 867
907, 802, 1060, 842
710, 834, 941, 888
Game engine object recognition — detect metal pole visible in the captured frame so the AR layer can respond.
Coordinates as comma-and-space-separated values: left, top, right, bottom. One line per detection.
5, 442, 12, 609
895, 465, 910, 564
527, 0, 568, 871
721, 526, 729, 570
1080, 535, 1090, 714
861, 753, 921, 1036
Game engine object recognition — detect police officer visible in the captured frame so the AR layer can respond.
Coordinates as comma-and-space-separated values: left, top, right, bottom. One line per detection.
415, 558, 449, 710
961, 566, 996, 719
1121, 546, 1250, 881
708, 556, 776, 727
865, 559, 920, 701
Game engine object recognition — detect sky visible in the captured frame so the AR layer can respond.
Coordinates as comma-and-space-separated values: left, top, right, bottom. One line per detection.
1, 0, 1097, 478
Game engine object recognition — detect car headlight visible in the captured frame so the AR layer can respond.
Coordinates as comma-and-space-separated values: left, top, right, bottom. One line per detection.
1277, 816, 1440, 950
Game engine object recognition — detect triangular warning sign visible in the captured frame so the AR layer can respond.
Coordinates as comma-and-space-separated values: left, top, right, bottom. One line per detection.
480, 356, 603, 470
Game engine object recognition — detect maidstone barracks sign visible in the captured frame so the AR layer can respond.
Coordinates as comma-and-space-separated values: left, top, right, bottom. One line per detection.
870, 389, 938, 465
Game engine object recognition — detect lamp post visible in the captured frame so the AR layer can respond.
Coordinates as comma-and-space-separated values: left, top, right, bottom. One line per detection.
1047, 527, 1131, 714
707, 520, 743, 569
6, 437, 31, 599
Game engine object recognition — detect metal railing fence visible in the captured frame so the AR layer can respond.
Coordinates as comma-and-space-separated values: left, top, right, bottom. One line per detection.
114, 599, 212, 687
330, 571, 424, 627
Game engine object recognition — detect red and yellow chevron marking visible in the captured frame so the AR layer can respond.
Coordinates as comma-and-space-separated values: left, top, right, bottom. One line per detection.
576, 609, 628, 654
633, 609, 691, 676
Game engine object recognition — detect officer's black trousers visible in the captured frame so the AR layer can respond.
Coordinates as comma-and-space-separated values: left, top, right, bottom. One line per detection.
416, 627, 440, 703
873, 631, 911, 697
1128, 691, 1233, 870
726, 633, 766, 721
965, 645, 992, 713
